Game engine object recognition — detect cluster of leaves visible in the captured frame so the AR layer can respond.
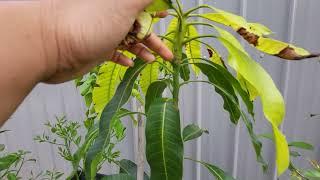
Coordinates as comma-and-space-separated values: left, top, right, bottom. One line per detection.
0, 130, 63, 180
73, 0, 320, 179
34, 115, 128, 179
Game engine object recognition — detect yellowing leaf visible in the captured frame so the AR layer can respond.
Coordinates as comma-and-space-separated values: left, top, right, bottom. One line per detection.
185, 25, 202, 75
218, 34, 289, 175
140, 62, 160, 95
207, 48, 225, 67
146, 0, 172, 12
201, 7, 319, 60
248, 23, 272, 36
92, 62, 127, 115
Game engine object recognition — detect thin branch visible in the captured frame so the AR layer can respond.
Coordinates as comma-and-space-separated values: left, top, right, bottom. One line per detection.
155, 60, 175, 74
180, 80, 213, 87
158, 35, 174, 44
184, 5, 212, 17
183, 35, 218, 45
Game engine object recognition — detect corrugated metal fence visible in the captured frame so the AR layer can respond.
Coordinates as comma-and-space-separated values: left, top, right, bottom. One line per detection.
1, 0, 320, 179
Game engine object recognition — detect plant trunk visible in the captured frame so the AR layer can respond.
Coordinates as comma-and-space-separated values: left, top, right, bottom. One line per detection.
137, 106, 145, 180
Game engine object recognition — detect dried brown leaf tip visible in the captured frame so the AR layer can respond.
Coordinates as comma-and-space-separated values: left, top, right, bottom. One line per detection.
276, 47, 320, 60
237, 27, 259, 46
237, 27, 320, 60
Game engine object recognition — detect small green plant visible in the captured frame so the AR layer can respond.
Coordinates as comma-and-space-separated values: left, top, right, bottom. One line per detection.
71, 0, 320, 179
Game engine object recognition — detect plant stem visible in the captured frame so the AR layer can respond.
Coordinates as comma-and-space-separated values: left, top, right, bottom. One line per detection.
137, 106, 145, 180
171, 8, 187, 106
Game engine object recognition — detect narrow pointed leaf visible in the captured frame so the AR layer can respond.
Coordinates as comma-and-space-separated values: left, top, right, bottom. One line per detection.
140, 62, 160, 95
195, 63, 241, 124
93, 62, 127, 115
85, 59, 147, 180
186, 158, 235, 180
217, 34, 289, 175
180, 54, 191, 81
119, 159, 150, 180
185, 25, 201, 75
241, 112, 268, 172
183, 124, 208, 142
0, 154, 19, 170
145, 81, 167, 113
146, 99, 183, 180
101, 174, 135, 180
200, 8, 319, 60
196, 60, 254, 116
288, 142, 314, 151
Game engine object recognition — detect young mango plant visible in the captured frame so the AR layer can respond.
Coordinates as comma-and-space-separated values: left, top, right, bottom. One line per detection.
77, 0, 320, 179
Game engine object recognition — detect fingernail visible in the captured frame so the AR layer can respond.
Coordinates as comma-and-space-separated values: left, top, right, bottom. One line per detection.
129, 61, 134, 67
145, 53, 156, 62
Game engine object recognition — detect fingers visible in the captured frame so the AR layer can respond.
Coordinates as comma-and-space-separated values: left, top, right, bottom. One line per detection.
127, 44, 155, 62
111, 51, 134, 67
143, 33, 174, 61
152, 11, 169, 18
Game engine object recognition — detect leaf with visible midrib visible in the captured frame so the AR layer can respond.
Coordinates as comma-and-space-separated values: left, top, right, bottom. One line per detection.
85, 59, 147, 180
180, 54, 190, 81
194, 62, 268, 171
0, 154, 19, 171
217, 35, 289, 175
185, 25, 201, 75
93, 62, 127, 115
146, 99, 183, 180
145, 81, 167, 113
195, 63, 241, 124
100, 174, 135, 180
183, 124, 208, 142
140, 62, 160, 95
119, 159, 149, 180
186, 158, 235, 180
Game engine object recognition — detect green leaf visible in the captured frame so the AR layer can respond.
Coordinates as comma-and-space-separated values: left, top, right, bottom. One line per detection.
101, 174, 135, 180
146, 99, 183, 180
140, 62, 160, 95
186, 158, 235, 180
145, 81, 167, 113
241, 112, 268, 172
183, 124, 208, 142
0, 154, 19, 170
111, 116, 126, 141
288, 142, 314, 151
119, 159, 149, 180
195, 63, 241, 124
217, 33, 289, 175
180, 54, 191, 81
195, 60, 254, 116
79, 74, 95, 96
92, 62, 127, 115
0, 144, 5, 152
304, 169, 320, 179
258, 133, 274, 141
7, 173, 17, 180
290, 151, 301, 158
185, 25, 201, 75
145, 0, 172, 12
85, 59, 147, 180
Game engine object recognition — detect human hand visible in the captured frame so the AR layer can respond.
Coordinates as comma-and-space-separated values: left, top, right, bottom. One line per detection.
41, 0, 173, 83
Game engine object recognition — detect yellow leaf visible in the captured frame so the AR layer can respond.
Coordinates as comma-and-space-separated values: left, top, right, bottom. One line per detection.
92, 62, 127, 115
201, 7, 319, 60
185, 25, 201, 75
140, 62, 160, 95
215, 26, 289, 175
